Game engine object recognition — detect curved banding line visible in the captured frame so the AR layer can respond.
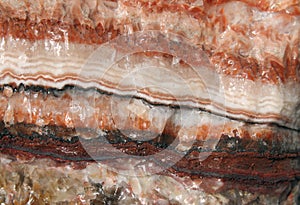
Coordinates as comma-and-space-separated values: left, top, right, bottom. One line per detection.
0, 32, 299, 130
0, 71, 290, 124
0, 1, 299, 203
52, 30, 300, 130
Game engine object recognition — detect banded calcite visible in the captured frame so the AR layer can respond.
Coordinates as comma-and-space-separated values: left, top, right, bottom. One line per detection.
0, 0, 299, 204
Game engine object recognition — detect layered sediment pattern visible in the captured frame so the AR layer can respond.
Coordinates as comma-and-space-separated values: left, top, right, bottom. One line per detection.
0, 0, 299, 204
0, 85, 298, 204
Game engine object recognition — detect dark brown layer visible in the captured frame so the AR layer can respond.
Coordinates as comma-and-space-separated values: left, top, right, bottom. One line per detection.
0, 122, 299, 191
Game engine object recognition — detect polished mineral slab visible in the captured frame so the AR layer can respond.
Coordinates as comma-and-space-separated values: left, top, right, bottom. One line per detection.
0, 0, 299, 204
